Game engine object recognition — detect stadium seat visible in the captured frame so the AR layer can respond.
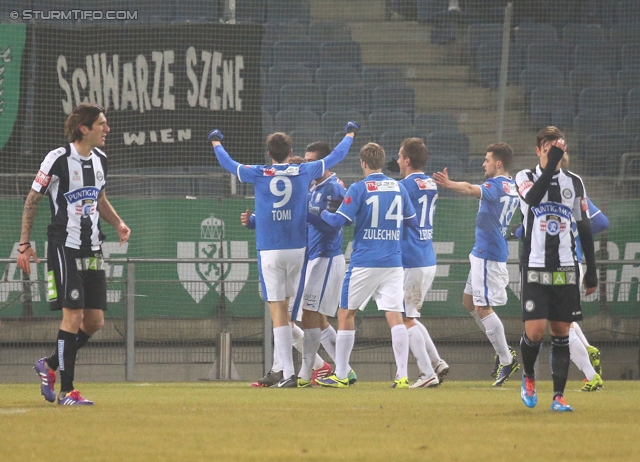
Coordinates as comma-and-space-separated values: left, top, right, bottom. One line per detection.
568, 66, 611, 98
467, 24, 503, 58
275, 110, 321, 133
578, 87, 623, 119
519, 67, 564, 108
263, 23, 308, 47
414, 112, 459, 135
315, 67, 362, 91
628, 88, 640, 117
416, 0, 448, 23
174, 0, 219, 23
379, 130, 419, 154
562, 23, 605, 48
266, 0, 310, 25
371, 85, 415, 115
368, 111, 413, 136
530, 86, 575, 130
620, 44, 640, 70
322, 110, 367, 134
362, 67, 405, 94
319, 41, 362, 68
279, 84, 325, 114
475, 42, 521, 89
326, 84, 368, 114
262, 111, 274, 137
467, 157, 485, 175
289, 130, 330, 156
581, 133, 634, 175
268, 64, 313, 86
426, 156, 464, 183
609, 24, 640, 49
573, 44, 615, 73
262, 84, 280, 114
526, 43, 568, 74
309, 21, 352, 44
426, 131, 470, 160
616, 0, 640, 25
332, 129, 375, 151
623, 114, 640, 136
617, 68, 640, 94
273, 40, 319, 69
573, 113, 620, 151
236, 0, 267, 23
514, 23, 558, 45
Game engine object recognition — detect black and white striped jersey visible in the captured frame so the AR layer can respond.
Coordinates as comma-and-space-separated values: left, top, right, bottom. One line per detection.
31, 143, 107, 250
515, 165, 588, 269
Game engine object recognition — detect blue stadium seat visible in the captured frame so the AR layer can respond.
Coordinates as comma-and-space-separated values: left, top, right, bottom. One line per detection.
520, 67, 564, 99
426, 156, 464, 182
414, 112, 458, 135
326, 84, 368, 114
562, 23, 605, 48
332, 130, 376, 177
578, 87, 623, 119
617, 68, 640, 94
581, 133, 634, 175
568, 66, 611, 98
514, 23, 558, 45
573, 113, 620, 150
322, 111, 367, 134
379, 130, 419, 154
530, 87, 575, 130
616, 0, 640, 25
319, 41, 362, 68
262, 84, 280, 114
417, 0, 448, 23
279, 84, 324, 114
268, 64, 313, 86
475, 42, 521, 89
573, 44, 615, 73
273, 40, 318, 69
368, 111, 413, 136
289, 130, 329, 156
263, 22, 308, 46
467, 24, 503, 58
371, 85, 415, 115
526, 43, 568, 74
315, 67, 362, 91
362, 67, 405, 94
425, 131, 470, 160
275, 110, 321, 133
467, 157, 485, 175
628, 87, 640, 117
309, 21, 352, 44
262, 111, 274, 137
620, 44, 640, 69
609, 24, 640, 49
236, 0, 267, 23
174, 0, 219, 23
624, 114, 640, 136
266, 0, 310, 25
332, 129, 375, 151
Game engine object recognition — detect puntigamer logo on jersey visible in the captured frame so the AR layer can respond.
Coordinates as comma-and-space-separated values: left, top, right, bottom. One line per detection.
63, 187, 100, 217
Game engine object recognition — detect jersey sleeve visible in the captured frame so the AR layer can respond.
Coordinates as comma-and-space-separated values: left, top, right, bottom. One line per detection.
400, 184, 416, 219
515, 170, 533, 200
572, 175, 588, 222
478, 179, 499, 202
31, 148, 64, 194
213, 145, 243, 178
303, 160, 325, 182
237, 164, 261, 184
336, 183, 361, 222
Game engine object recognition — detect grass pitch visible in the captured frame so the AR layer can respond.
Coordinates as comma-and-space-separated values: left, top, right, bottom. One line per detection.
1, 380, 639, 461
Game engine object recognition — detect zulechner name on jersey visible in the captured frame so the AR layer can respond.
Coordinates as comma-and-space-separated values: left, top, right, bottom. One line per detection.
63, 186, 100, 204
365, 180, 400, 192
531, 202, 572, 220
363, 229, 400, 240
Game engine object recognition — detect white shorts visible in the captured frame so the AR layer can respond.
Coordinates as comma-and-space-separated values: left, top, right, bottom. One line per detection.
258, 248, 305, 302
301, 255, 346, 317
403, 266, 437, 318
463, 253, 508, 307
341, 266, 404, 312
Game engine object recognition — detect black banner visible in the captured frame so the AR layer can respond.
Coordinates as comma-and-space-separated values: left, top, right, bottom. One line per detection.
32, 24, 262, 167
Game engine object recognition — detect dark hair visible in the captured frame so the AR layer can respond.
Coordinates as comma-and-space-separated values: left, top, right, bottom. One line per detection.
288, 156, 307, 164
400, 138, 428, 170
305, 141, 331, 159
64, 103, 105, 142
360, 142, 386, 170
536, 126, 565, 150
487, 142, 513, 171
266, 132, 293, 163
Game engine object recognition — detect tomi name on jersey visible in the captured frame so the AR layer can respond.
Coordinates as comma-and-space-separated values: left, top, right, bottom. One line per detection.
272, 209, 291, 221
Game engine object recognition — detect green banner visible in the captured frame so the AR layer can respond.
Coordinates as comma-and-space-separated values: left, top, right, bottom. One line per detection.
0, 24, 26, 152
1, 198, 639, 318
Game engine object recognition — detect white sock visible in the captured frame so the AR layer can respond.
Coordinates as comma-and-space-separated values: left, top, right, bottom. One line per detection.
391, 324, 409, 380
300, 328, 321, 381
335, 330, 355, 379
570, 327, 596, 381
571, 322, 591, 348
408, 325, 435, 377
482, 312, 511, 365
414, 319, 441, 367
271, 341, 282, 373
291, 323, 304, 354
470, 310, 486, 332
273, 325, 294, 378
320, 325, 337, 362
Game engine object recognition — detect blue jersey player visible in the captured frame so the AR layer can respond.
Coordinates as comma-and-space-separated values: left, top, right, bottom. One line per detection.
433, 142, 521, 387
396, 138, 449, 388
316, 142, 417, 389
208, 123, 358, 388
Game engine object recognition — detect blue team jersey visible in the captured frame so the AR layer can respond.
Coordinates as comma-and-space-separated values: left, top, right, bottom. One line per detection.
472, 175, 519, 262
337, 173, 416, 268
307, 174, 347, 259
574, 197, 608, 263
400, 173, 437, 268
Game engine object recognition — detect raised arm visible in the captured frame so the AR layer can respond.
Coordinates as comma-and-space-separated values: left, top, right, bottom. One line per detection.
432, 167, 481, 198
322, 122, 359, 170
17, 189, 45, 274
208, 129, 242, 175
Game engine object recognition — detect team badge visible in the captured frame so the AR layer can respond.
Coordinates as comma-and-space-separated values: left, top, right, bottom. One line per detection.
546, 218, 561, 235
524, 300, 535, 312
69, 289, 80, 301
96, 171, 104, 181
562, 188, 572, 199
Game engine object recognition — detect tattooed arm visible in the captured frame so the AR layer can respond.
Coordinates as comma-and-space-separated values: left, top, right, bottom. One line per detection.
17, 189, 44, 274
97, 189, 131, 244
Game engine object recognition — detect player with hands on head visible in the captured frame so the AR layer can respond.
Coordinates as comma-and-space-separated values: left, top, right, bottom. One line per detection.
21, 103, 130, 405
433, 143, 520, 387
209, 122, 357, 388
516, 127, 597, 412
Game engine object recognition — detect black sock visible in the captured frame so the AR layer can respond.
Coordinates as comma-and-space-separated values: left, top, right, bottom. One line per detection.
520, 333, 542, 377
550, 335, 570, 397
58, 330, 80, 393
76, 329, 91, 350
47, 329, 91, 371
46, 349, 59, 371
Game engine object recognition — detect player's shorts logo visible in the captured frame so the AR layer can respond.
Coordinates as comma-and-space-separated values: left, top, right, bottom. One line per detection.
524, 300, 535, 312
177, 215, 249, 304
69, 289, 80, 301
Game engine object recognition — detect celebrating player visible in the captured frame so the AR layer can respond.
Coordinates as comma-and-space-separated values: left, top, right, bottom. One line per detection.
515, 127, 598, 412
433, 142, 520, 387
19, 103, 131, 405
394, 138, 449, 388
316, 142, 417, 389
209, 123, 358, 387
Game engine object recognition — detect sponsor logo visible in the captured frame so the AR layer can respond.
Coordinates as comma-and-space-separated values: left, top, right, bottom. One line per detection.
177, 215, 249, 303
502, 181, 518, 195
562, 188, 572, 199
518, 180, 533, 195
263, 167, 275, 176
365, 181, 378, 192
525, 300, 535, 312
69, 289, 80, 300
365, 180, 399, 193
343, 196, 352, 204
581, 198, 588, 212
532, 202, 573, 220
63, 186, 100, 204
415, 178, 436, 190
35, 170, 51, 187
96, 171, 104, 181
72, 170, 80, 181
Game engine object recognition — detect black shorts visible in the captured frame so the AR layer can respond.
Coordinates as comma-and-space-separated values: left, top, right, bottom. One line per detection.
47, 242, 107, 311
520, 266, 582, 323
